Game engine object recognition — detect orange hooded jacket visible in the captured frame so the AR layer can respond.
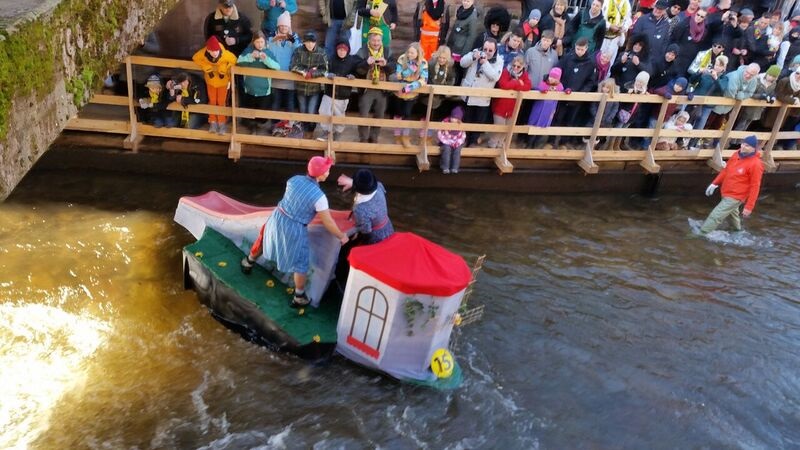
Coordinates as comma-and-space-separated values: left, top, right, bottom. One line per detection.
712, 150, 764, 212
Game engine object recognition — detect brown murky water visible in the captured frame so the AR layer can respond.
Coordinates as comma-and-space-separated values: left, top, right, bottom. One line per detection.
2, 164, 799, 449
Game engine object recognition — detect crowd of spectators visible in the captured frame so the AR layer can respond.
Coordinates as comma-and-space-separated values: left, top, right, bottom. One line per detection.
133, 0, 800, 173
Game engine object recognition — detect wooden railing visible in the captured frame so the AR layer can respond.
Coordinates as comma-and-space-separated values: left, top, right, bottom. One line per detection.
65, 55, 800, 175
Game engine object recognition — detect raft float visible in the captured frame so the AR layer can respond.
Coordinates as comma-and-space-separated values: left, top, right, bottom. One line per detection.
175, 192, 484, 388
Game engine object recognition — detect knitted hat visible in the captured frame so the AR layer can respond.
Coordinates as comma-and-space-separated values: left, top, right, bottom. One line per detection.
353, 169, 378, 195
529, 9, 542, 20
739, 8, 754, 17
635, 71, 650, 85
277, 11, 291, 29
307, 156, 334, 177
654, 0, 669, 9
666, 43, 680, 56
450, 105, 464, 121
206, 36, 221, 52
145, 74, 161, 89
368, 26, 384, 37
766, 65, 780, 78
335, 39, 350, 51
673, 77, 688, 91
303, 31, 317, 42
742, 135, 758, 149
549, 67, 562, 81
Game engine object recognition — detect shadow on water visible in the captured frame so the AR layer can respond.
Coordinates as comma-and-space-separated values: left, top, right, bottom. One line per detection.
3, 167, 800, 448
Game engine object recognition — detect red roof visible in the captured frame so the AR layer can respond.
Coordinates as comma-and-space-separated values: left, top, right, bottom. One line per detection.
348, 232, 471, 296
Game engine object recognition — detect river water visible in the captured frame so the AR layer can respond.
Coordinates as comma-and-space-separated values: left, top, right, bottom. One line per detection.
1, 165, 799, 449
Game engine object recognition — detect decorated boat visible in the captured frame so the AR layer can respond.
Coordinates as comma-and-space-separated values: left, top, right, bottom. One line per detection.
175, 191, 484, 388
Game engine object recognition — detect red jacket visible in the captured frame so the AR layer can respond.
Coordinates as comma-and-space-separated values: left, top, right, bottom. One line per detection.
492, 68, 532, 118
712, 151, 764, 212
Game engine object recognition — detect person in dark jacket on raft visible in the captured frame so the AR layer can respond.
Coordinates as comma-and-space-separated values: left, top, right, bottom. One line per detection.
241, 156, 349, 308
337, 169, 394, 245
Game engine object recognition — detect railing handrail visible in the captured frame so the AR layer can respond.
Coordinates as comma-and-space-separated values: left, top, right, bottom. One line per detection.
69, 55, 800, 174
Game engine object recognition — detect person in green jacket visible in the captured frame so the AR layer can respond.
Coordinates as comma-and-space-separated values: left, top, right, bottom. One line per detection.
237, 31, 280, 133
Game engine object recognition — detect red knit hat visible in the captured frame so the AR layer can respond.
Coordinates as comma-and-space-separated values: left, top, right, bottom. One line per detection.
206, 36, 221, 52
307, 156, 334, 177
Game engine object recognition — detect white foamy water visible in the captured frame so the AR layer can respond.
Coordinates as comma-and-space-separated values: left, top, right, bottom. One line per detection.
0, 303, 109, 449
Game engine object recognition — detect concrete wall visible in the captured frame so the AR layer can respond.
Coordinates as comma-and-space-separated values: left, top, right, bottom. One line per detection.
0, 0, 180, 200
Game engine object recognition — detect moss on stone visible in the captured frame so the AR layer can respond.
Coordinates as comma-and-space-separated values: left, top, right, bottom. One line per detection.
0, 0, 179, 142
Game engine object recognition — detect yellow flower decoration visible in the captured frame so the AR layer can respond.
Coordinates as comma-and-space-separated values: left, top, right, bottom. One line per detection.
298, 308, 305, 316
266, 280, 275, 288
217, 261, 227, 267
194, 252, 203, 258
454, 313, 463, 326
312, 335, 321, 343
286, 287, 294, 294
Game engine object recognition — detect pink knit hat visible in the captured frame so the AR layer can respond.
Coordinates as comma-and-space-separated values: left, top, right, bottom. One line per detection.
549, 67, 562, 81
308, 156, 334, 177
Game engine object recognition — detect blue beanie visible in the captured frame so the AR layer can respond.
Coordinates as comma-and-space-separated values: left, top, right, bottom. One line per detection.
743, 135, 758, 149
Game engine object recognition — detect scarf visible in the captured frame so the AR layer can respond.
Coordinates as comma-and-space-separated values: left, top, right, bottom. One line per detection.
456, 5, 473, 20
790, 72, 800, 92
605, 0, 629, 27
689, 17, 706, 42
368, 45, 384, 84
425, 0, 444, 20
369, 0, 384, 27
595, 51, 610, 80
180, 86, 190, 127
432, 62, 449, 83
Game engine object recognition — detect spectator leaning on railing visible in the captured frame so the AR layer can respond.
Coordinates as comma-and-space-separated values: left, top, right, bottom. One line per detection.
356, 27, 396, 143
291, 31, 329, 139
391, 42, 429, 148
165, 72, 207, 130
317, 39, 360, 142
265, 12, 301, 118
237, 31, 280, 134
460, 38, 504, 147
192, 36, 237, 135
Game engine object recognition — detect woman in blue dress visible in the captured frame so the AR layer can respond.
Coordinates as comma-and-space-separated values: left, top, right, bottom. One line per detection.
242, 156, 349, 307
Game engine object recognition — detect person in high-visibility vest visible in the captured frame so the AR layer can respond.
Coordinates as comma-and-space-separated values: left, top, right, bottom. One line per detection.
414, 0, 450, 60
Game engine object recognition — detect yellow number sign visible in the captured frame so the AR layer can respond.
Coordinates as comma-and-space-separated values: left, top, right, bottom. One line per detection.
430, 348, 454, 378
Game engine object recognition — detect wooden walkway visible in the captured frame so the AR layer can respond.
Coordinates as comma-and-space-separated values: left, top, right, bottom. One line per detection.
64, 55, 800, 175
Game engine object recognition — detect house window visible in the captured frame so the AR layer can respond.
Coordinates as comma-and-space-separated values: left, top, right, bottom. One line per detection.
347, 286, 388, 360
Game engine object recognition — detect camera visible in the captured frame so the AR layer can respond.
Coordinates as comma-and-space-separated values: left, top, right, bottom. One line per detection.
480, 51, 487, 59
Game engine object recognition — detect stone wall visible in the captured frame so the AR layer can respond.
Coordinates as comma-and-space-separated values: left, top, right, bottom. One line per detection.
0, 0, 180, 200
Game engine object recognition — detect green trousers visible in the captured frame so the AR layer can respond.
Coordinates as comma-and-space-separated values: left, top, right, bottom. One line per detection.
700, 197, 743, 234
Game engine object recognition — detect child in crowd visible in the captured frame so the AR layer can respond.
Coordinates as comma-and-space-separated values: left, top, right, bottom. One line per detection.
137, 73, 169, 127
588, 78, 619, 149
392, 42, 428, 147
526, 67, 563, 148
656, 111, 692, 150
611, 70, 649, 150
237, 31, 280, 134
192, 36, 237, 134
521, 9, 541, 50
420, 45, 456, 145
438, 106, 467, 174
317, 39, 359, 142
291, 31, 328, 139
166, 72, 207, 129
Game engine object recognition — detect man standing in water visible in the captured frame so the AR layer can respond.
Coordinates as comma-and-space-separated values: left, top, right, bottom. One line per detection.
700, 135, 764, 234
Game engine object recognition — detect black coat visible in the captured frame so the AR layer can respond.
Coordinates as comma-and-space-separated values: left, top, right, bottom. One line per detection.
204, 8, 253, 56
650, 56, 682, 89
326, 53, 362, 99
557, 50, 597, 92
630, 13, 671, 60
669, 17, 716, 76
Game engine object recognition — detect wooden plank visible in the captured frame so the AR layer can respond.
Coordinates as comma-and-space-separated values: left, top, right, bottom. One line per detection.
641, 100, 668, 173
89, 94, 129, 106
763, 103, 788, 173
123, 58, 140, 153
497, 91, 523, 174
229, 71, 240, 160
66, 118, 129, 134
718, 100, 742, 151
418, 89, 435, 172
128, 55, 199, 71
137, 124, 231, 142
580, 93, 606, 174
